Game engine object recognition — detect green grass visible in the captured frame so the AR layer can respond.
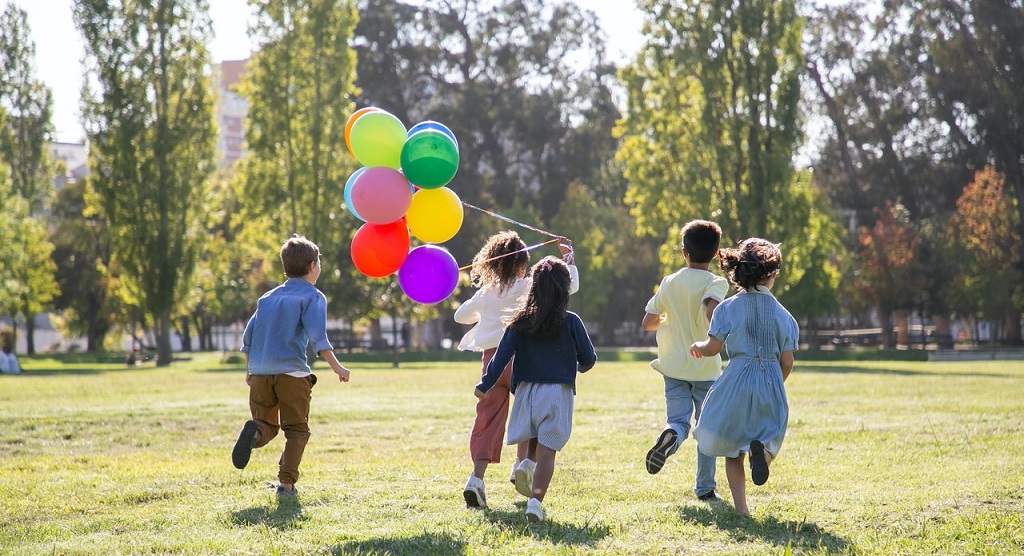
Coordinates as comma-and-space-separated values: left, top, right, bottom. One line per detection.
1, 353, 1022, 555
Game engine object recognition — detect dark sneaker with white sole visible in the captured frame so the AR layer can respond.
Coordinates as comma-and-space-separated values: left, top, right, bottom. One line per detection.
645, 428, 678, 474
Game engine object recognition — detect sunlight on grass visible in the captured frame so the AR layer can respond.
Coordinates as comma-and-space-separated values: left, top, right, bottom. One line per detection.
0, 354, 1021, 554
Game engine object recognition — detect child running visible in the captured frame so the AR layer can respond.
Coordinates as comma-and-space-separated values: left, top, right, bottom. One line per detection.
456, 231, 577, 509
690, 238, 798, 516
641, 220, 728, 502
474, 256, 596, 522
232, 236, 351, 499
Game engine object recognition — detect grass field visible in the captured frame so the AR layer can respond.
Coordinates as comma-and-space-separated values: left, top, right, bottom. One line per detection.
1, 352, 1022, 555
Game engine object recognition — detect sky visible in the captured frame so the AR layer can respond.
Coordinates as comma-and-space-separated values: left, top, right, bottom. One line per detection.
1, 0, 645, 144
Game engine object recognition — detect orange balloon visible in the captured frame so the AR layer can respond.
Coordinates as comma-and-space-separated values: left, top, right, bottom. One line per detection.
345, 107, 381, 157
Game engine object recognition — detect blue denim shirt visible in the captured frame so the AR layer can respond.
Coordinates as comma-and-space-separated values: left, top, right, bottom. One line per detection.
240, 278, 334, 375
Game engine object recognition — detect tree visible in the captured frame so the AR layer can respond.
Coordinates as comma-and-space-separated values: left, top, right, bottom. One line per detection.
949, 166, 1023, 344
0, 4, 56, 215
849, 201, 920, 348
353, 0, 620, 262
49, 179, 116, 352
75, 0, 218, 365
237, 0, 362, 323
617, 0, 836, 305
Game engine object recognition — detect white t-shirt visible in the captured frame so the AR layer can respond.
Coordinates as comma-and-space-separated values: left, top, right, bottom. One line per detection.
455, 264, 579, 351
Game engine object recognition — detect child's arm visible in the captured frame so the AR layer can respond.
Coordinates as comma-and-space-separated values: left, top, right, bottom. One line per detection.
319, 349, 351, 383
690, 336, 723, 358
641, 311, 661, 331
780, 350, 794, 381
704, 298, 720, 323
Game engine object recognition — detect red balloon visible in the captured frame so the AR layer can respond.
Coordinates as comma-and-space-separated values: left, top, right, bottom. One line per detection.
350, 219, 410, 277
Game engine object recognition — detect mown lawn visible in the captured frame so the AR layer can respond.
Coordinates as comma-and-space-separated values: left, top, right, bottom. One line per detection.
0, 352, 1021, 555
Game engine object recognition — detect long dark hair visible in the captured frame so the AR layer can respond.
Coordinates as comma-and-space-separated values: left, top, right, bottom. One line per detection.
470, 231, 529, 294
508, 256, 570, 340
719, 238, 782, 291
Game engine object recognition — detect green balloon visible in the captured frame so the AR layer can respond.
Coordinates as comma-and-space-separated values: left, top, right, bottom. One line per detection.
350, 111, 407, 169
400, 129, 460, 189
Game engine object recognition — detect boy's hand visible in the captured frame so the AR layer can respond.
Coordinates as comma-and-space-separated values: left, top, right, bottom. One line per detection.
689, 342, 704, 359
245, 372, 253, 386
474, 388, 486, 399
335, 366, 351, 382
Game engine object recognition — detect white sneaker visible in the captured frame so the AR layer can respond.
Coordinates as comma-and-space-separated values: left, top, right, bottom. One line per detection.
463, 474, 487, 509
525, 497, 545, 522
509, 459, 519, 485
514, 458, 536, 498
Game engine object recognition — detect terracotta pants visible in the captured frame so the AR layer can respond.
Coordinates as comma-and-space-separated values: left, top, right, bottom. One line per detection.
470, 348, 514, 463
248, 373, 314, 485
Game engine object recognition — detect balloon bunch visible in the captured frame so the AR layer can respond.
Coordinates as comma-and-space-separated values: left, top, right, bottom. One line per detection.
344, 107, 463, 304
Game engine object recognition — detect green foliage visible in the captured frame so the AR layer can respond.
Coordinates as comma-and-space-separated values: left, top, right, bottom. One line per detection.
1, 353, 1022, 554
618, 0, 840, 329
49, 179, 116, 351
0, 4, 56, 215
75, 0, 218, 364
236, 0, 363, 322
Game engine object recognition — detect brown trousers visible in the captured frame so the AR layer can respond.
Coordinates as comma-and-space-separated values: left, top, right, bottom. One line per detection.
470, 348, 514, 463
248, 374, 314, 485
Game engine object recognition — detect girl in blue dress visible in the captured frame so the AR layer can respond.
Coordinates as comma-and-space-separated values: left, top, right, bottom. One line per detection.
689, 238, 798, 516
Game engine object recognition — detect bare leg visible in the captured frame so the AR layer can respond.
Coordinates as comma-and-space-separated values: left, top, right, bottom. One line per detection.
530, 443, 557, 502
525, 438, 539, 461
517, 440, 529, 462
472, 459, 489, 479
725, 455, 748, 516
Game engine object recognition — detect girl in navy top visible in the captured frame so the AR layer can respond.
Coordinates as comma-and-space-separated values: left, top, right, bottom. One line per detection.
475, 256, 597, 522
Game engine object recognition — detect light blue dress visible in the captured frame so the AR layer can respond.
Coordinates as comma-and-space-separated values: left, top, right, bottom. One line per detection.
693, 286, 799, 458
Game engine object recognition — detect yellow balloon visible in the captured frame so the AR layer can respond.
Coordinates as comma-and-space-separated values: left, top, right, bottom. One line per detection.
406, 187, 464, 244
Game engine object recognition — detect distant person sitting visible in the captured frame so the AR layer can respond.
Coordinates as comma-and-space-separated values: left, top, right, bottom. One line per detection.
0, 346, 21, 374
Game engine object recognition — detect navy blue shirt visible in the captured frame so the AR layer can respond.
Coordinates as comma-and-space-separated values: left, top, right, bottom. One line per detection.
477, 311, 597, 395
240, 278, 334, 375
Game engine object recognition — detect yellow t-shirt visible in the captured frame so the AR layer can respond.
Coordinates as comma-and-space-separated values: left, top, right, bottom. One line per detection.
645, 267, 729, 381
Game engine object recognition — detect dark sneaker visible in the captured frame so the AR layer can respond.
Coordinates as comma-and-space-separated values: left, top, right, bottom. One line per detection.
749, 440, 770, 486
232, 420, 259, 469
697, 491, 722, 502
645, 428, 678, 474
276, 485, 299, 498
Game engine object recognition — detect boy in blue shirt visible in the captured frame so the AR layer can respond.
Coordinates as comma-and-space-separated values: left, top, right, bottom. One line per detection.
232, 236, 351, 498
641, 220, 728, 501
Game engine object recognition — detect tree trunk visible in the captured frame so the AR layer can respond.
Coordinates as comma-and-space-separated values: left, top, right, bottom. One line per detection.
1005, 310, 1023, 346
932, 314, 953, 349
879, 305, 895, 348
895, 309, 909, 347
25, 312, 36, 354
156, 310, 173, 366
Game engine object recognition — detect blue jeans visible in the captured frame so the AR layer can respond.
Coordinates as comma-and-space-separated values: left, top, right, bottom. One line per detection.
663, 376, 717, 496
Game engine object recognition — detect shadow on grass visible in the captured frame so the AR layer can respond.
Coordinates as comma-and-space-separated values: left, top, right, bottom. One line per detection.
331, 532, 467, 555
481, 505, 611, 547
679, 503, 851, 551
231, 499, 307, 529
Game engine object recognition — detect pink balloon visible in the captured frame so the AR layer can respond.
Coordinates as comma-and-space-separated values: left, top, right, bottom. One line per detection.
350, 167, 413, 224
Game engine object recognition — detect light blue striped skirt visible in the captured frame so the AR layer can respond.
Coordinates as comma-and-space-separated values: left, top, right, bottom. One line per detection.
507, 382, 575, 451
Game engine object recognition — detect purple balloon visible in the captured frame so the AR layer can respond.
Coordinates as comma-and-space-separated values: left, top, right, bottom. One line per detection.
398, 245, 459, 304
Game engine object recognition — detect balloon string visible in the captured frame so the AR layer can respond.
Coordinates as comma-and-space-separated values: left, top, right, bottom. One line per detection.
458, 238, 560, 272
460, 201, 561, 238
